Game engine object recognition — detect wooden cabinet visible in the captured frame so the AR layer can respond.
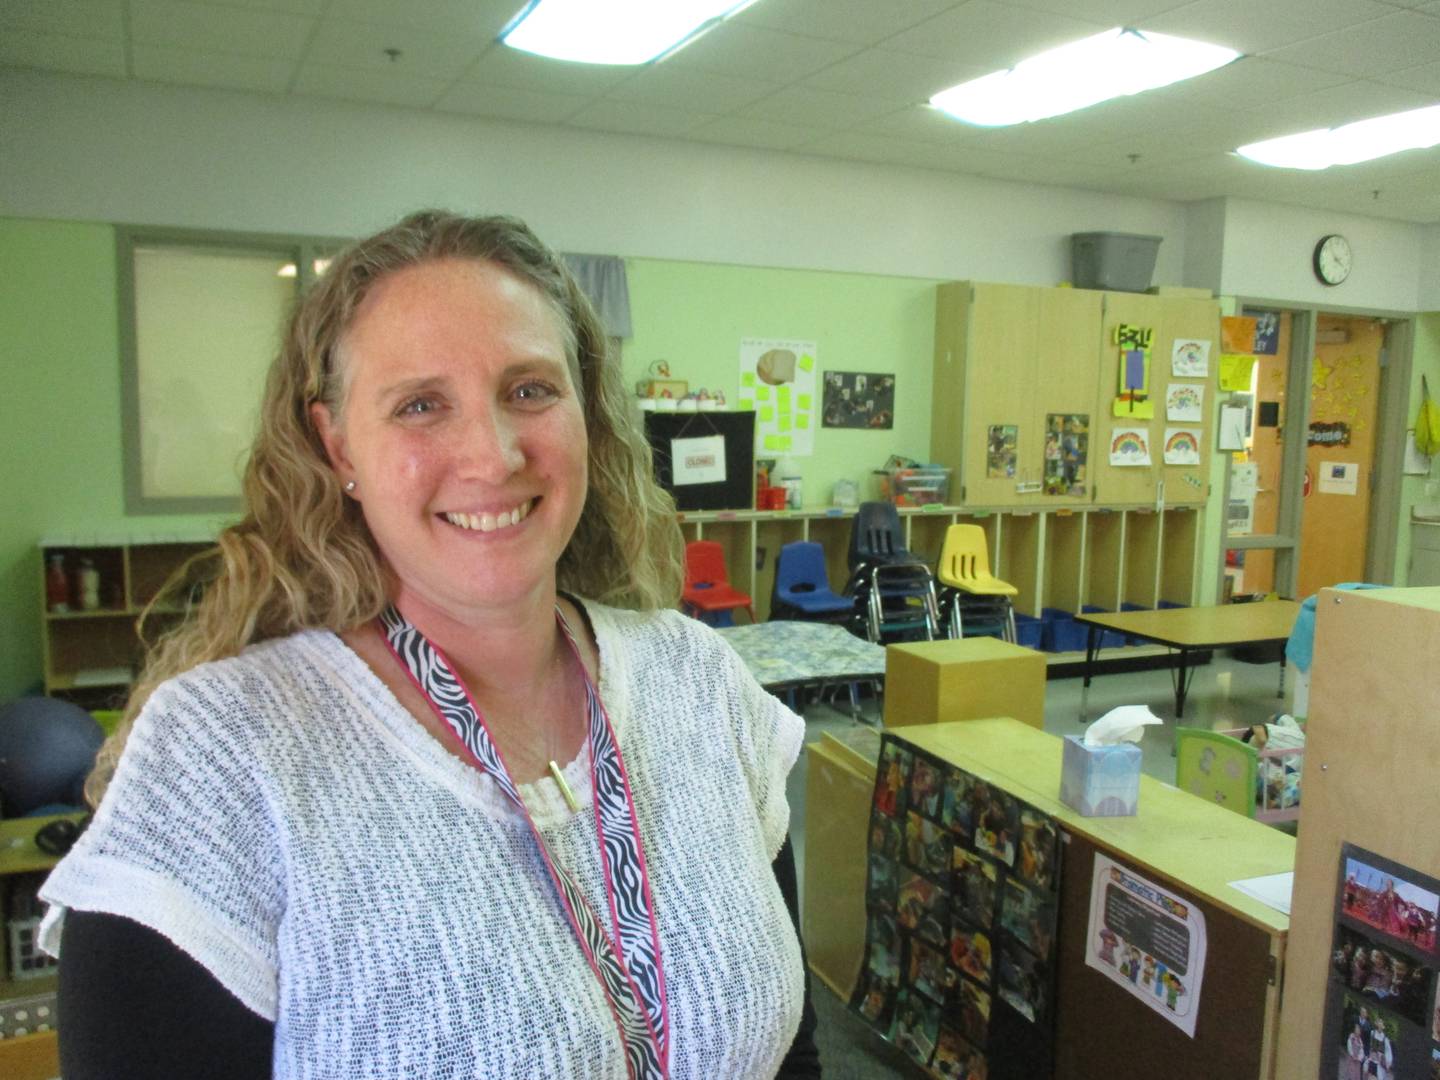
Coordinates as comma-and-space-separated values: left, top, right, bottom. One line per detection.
39, 535, 213, 706
933, 282, 1102, 507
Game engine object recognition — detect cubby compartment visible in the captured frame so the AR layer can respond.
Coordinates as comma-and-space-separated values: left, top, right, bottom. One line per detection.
1122, 510, 1161, 609
996, 512, 1041, 616
1041, 511, 1084, 615
1084, 510, 1124, 612
807, 514, 856, 596
1160, 508, 1200, 607
905, 510, 955, 568
754, 515, 807, 621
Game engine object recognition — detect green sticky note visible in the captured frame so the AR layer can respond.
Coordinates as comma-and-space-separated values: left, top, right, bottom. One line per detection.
777, 436, 792, 450
799, 354, 814, 372
763, 435, 785, 451
756, 386, 771, 401
741, 372, 756, 388
738, 399, 754, 411
797, 414, 810, 429
777, 385, 791, 406
798, 394, 811, 410
759, 406, 774, 422
779, 416, 791, 432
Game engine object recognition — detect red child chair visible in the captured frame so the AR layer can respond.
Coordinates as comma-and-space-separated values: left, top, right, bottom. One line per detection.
682, 540, 755, 626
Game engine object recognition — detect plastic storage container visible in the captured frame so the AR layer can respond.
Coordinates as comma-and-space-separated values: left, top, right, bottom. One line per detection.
1080, 605, 1128, 649
881, 466, 951, 507
1013, 613, 1044, 650
1071, 232, 1162, 293
1041, 607, 1089, 653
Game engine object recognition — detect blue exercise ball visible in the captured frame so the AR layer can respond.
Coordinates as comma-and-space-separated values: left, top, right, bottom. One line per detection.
0, 696, 104, 816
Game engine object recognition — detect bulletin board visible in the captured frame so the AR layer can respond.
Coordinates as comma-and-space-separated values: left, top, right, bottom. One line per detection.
643, 410, 755, 511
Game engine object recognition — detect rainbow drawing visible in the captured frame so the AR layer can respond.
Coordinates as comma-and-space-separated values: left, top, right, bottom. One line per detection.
1164, 427, 1201, 465
1109, 428, 1151, 466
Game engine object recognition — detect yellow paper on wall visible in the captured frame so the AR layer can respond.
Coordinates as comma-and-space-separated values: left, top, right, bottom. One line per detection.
764, 435, 791, 451
798, 394, 812, 410
759, 405, 775, 422
1218, 354, 1257, 392
777, 385, 791, 406
741, 372, 756, 388
737, 399, 755, 411
779, 416, 792, 432
756, 386, 772, 401
799, 354, 814, 372
797, 414, 810, 429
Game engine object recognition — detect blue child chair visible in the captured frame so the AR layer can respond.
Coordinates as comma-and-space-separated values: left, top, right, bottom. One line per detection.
772, 541, 856, 624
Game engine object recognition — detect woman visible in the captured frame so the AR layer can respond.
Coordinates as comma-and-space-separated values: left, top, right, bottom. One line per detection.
41, 212, 820, 1078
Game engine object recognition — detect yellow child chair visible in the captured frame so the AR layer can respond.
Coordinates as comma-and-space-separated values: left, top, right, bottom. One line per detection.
1173, 727, 1257, 819
936, 524, 1019, 642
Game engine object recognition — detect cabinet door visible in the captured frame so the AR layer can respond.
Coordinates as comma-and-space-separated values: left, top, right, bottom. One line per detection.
954, 283, 1039, 507
1031, 287, 1103, 507
1093, 292, 1164, 505
1154, 297, 1220, 506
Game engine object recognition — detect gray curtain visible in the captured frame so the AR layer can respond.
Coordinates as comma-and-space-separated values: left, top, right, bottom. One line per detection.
562, 253, 632, 340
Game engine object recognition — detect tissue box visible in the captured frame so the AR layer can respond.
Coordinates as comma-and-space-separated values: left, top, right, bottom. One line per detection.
1060, 735, 1141, 817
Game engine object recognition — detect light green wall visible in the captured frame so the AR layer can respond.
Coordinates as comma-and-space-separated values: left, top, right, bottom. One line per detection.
1393, 312, 1440, 584
622, 258, 942, 507
0, 218, 230, 700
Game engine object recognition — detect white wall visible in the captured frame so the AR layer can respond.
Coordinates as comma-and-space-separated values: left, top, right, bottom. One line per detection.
1, 68, 1193, 287
1419, 224, 1440, 312
1218, 198, 1426, 312
1183, 198, 1226, 295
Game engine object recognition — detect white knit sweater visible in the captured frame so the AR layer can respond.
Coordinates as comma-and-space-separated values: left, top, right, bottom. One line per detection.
40, 601, 805, 1079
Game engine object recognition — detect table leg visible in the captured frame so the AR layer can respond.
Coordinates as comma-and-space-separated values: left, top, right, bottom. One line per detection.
1277, 653, 1286, 700
1080, 623, 1100, 722
1174, 648, 1192, 719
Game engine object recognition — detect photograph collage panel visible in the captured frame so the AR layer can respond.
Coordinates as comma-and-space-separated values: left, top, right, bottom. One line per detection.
1324, 844, 1440, 1080
853, 735, 1062, 1078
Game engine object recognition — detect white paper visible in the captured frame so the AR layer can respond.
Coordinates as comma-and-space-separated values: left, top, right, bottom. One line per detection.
1404, 430, 1431, 476
671, 435, 726, 486
1084, 704, 1163, 746
1165, 383, 1204, 422
1085, 853, 1208, 1038
1109, 427, 1151, 466
1317, 461, 1358, 495
1217, 405, 1247, 451
1227, 462, 1258, 536
739, 337, 816, 456
1163, 427, 1201, 465
1228, 872, 1293, 916
1171, 339, 1211, 377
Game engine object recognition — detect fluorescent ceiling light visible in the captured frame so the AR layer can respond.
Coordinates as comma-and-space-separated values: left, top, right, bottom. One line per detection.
501, 0, 757, 65
1236, 105, 1440, 170
929, 28, 1239, 127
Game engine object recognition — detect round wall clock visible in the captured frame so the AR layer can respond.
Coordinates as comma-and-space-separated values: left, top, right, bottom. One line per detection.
1313, 234, 1352, 286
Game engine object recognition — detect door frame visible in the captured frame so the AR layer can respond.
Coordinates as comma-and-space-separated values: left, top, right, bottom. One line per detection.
1218, 298, 1414, 599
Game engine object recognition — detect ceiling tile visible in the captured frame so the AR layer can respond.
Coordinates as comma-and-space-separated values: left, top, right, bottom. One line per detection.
734, 0, 960, 46
322, 0, 518, 37
305, 17, 488, 80
0, 0, 124, 40
433, 82, 590, 123
1160, 56, 1352, 110
604, 66, 782, 113
739, 85, 912, 129
855, 104, 985, 144
1263, 12, 1440, 77
1143, 0, 1399, 54
176, 0, 327, 14
291, 62, 452, 107
1240, 80, 1436, 138
881, 1, 1110, 66
686, 114, 823, 150
998, 0, 1199, 22
1376, 58, 1440, 95
801, 47, 990, 102
797, 130, 943, 164
0, 28, 126, 76
132, 44, 295, 92
463, 43, 636, 95
673, 22, 862, 82
565, 99, 719, 138
129, 0, 317, 58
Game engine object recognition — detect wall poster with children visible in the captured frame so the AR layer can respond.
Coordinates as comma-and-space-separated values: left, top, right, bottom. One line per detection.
1322, 843, 1440, 1080
1084, 853, 1209, 1037
852, 733, 1062, 1079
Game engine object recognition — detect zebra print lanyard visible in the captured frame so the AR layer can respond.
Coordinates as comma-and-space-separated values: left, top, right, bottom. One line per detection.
378, 604, 670, 1080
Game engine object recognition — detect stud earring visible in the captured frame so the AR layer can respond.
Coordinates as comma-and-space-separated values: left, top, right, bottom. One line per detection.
344, 480, 357, 493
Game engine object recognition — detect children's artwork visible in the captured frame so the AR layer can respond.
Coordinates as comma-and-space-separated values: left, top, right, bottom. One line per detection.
1220, 315, 1257, 354
1171, 338, 1211, 377
1163, 428, 1202, 466
1218, 354, 1257, 392
1322, 844, 1440, 1079
856, 736, 1062, 1076
822, 370, 894, 429
1253, 312, 1280, 355
1085, 853, 1209, 1037
986, 424, 1018, 479
1109, 427, 1152, 467
1043, 413, 1087, 496
1111, 325, 1154, 418
1166, 383, 1204, 422
737, 338, 816, 455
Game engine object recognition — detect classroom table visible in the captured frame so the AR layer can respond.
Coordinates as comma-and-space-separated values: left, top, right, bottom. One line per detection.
1074, 601, 1300, 719
716, 620, 885, 714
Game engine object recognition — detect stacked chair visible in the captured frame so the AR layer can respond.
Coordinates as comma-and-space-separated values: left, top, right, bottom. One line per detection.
935, 524, 1018, 642
770, 541, 857, 627
681, 540, 755, 626
845, 502, 940, 643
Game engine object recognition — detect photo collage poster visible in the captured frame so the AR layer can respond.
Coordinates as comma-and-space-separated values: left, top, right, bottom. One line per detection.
1322, 843, 1440, 1080
822, 370, 896, 429
852, 735, 1062, 1079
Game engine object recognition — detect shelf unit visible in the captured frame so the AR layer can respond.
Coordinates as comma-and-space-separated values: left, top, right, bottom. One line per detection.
679, 504, 1202, 624
39, 535, 214, 706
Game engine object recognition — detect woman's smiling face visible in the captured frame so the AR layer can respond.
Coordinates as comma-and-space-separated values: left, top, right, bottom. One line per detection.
313, 257, 588, 623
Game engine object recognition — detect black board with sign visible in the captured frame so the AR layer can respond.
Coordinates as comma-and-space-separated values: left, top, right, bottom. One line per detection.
644, 410, 755, 511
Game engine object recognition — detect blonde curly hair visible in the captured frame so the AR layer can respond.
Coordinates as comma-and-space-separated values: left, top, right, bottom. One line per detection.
88, 211, 682, 804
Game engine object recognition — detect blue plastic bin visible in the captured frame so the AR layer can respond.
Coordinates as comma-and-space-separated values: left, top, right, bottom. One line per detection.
1013, 613, 1044, 650
1041, 607, 1089, 653
1080, 605, 1127, 649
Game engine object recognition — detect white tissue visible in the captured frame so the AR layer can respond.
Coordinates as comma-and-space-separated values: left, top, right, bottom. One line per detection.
1084, 704, 1163, 747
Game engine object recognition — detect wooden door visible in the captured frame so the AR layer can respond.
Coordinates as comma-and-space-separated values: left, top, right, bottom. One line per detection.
1297, 316, 1383, 597
1033, 287, 1103, 507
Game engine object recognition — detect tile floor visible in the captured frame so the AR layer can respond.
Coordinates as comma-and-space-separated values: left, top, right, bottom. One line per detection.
785, 650, 1299, 1077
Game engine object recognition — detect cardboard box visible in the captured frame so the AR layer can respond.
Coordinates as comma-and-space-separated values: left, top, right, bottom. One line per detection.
1059, 735, 1141, 816
883, 637, 1045, 729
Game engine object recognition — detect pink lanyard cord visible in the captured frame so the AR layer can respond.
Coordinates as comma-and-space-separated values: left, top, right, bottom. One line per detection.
378, 604, 670, 1078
